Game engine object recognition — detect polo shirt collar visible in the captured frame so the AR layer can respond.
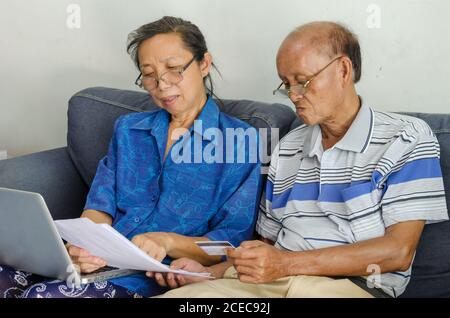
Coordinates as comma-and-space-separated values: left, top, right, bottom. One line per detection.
335, 98, 374, 153
303, 97, 374, 156
303, 125, 323, 158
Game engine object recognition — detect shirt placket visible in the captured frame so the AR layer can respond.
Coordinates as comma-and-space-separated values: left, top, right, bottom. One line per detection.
124, 137, 164, 237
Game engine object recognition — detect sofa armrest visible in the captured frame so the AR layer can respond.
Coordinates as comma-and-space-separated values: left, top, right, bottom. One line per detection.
0, 147, 88, 220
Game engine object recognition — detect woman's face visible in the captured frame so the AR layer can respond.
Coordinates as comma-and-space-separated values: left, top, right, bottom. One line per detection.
137, 32, 212, 116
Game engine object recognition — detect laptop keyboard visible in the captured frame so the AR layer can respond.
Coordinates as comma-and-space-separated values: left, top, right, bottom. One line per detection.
89, 266, 119, 274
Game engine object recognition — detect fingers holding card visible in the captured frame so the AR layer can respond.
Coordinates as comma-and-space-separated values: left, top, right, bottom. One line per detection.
195, 241, 235, 256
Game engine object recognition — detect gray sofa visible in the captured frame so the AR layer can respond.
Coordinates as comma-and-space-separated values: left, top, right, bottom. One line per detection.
1, 87, 449, 298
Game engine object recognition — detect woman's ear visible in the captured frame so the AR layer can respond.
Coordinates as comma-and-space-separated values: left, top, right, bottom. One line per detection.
200, 52, 213, 78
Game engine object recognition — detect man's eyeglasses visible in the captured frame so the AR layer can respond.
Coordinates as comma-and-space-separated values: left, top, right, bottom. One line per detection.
135, 56, 196, 90
273, 55, 343, 98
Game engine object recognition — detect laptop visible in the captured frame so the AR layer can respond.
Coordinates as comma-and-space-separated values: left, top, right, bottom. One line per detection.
0, 187, 140, 285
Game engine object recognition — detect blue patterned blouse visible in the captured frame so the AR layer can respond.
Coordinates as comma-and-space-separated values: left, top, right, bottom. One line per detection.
84, 96, 262, 296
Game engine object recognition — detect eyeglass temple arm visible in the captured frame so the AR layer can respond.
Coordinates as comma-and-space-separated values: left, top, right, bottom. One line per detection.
313, 56, 343, 79
135, 72, 142, 85
181, 57, 196, 72
273, 82, 284, 95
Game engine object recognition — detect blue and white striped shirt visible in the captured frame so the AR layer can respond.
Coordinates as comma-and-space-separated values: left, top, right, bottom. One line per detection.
256, 100, 448, 297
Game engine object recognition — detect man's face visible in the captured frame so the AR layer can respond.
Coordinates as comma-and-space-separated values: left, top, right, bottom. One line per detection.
276, 38, 345, 126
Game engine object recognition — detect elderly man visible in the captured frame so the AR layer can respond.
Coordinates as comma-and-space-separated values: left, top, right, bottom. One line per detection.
154, 21, 448, 298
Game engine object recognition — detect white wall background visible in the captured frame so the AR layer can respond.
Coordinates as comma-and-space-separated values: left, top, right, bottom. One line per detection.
1, 0, 449, 158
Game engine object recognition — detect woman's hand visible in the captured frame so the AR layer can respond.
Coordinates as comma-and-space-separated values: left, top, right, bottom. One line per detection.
131, 232, 173, 262
66, 244, 107, 273
147, 257, 211, 289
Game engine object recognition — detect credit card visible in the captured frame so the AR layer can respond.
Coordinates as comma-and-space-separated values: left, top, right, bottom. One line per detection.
195, 241, 235, 256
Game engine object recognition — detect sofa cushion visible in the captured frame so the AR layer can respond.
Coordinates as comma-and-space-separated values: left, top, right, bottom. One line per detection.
67, 87, 297, 186
397, 113, 450, 298
0, 147, 88, 220
291, 112, 450, 297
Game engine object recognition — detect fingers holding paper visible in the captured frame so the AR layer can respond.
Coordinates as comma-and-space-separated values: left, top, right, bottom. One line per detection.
131, 232, 168, 262
66, 244, 107, 273
147, 257, 211, 289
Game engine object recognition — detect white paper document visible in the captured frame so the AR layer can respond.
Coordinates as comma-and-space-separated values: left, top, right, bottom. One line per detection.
54, 218, 211, 278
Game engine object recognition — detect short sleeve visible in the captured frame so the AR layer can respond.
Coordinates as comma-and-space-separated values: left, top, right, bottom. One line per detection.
380, 126, 448, 227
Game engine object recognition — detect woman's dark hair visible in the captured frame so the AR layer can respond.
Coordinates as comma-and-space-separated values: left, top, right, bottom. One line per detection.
127, 16, 221, 98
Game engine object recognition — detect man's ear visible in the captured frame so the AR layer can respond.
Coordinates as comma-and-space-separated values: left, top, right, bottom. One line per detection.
200, 52, 213, 78
339, 56, 354, 86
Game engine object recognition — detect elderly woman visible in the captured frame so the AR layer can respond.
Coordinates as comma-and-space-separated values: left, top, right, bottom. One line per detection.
0, 16, 261, 298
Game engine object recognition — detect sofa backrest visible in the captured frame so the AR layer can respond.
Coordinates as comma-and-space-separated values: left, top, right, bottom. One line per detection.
291, 112, 450, 298
67, 87, 297, 186
68, 87, 449, 297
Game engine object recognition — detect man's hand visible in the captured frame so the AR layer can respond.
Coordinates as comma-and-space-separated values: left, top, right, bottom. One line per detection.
67, 244, 107, 273
131, 232, 173, 262
147, 258, 211, 289
227, 240, 288, 284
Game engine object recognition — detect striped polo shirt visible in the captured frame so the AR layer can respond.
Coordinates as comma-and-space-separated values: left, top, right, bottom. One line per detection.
256, 99, 448, 297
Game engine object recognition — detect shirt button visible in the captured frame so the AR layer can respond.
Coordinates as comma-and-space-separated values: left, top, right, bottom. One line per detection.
151, 195, 157, 201
134, 217, 141, 223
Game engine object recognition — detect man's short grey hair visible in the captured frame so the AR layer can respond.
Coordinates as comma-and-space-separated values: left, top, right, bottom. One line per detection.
293, 22, 362, 83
